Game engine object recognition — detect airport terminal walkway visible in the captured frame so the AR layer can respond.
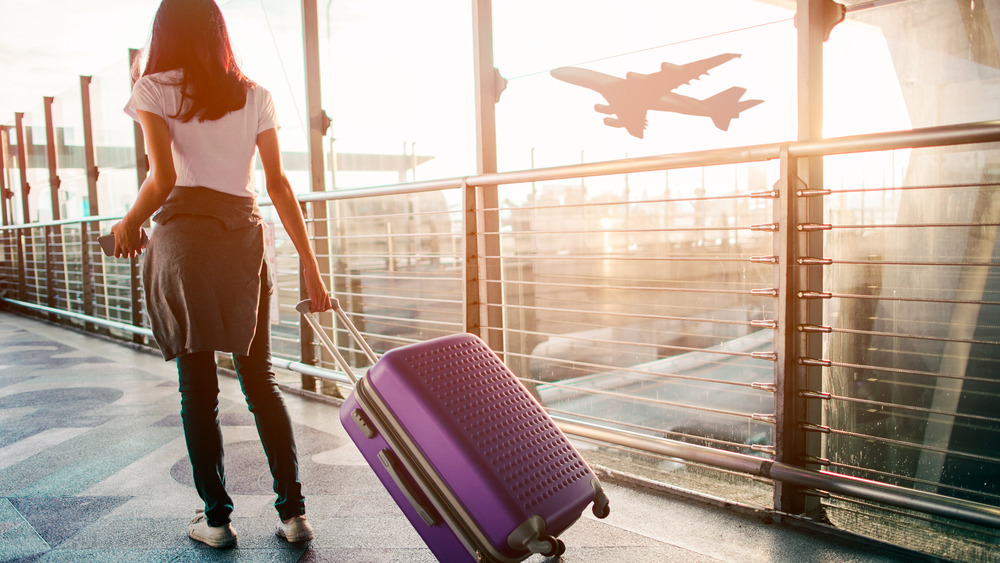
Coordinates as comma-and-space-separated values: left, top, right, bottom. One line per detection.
0, 311, 913, 562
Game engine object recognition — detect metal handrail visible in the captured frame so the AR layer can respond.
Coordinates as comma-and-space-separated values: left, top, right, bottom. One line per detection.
285, 120, 1000, 205
2, 297, 153, 338
0, 214, 123, 231
553, 417, 1000, 529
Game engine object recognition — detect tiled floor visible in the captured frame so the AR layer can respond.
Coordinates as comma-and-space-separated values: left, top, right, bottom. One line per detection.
0, 311, 913, 562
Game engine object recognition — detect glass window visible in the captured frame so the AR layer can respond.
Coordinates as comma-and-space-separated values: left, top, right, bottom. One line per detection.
319, 0, 476, 188
52, 86, 89, 220
18, 106, 53, 223
1, 122, 21, 226
493, 0, 796, 170
90, 59, 139, 217
224, 0, 310, 195
829, 0, 999, 134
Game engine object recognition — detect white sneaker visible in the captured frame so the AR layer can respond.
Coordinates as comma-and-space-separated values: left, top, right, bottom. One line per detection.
187, 510, 237, 548
276, 515, 314, 543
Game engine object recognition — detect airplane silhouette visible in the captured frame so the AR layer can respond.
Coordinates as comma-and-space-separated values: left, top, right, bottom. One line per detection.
551, 53, 763, 139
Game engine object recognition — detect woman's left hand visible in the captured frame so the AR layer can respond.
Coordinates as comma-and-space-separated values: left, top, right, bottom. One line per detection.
110, 220, 147, 259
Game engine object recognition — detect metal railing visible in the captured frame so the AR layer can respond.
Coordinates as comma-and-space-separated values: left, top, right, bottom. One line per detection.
2, 120, 999, 561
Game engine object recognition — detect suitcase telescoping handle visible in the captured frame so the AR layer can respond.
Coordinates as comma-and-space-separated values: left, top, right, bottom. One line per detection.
296, 297, 379, 385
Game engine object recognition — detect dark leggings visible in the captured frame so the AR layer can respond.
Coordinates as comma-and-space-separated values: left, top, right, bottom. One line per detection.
176, 287, 304, 526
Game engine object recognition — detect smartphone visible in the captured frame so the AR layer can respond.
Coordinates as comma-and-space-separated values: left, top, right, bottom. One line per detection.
98, 229, 149, 257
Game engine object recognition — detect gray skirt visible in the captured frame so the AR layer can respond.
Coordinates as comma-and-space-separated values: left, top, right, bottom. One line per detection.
141, 186, 270, 361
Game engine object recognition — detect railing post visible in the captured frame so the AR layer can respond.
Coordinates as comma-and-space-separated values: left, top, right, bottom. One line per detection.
126, 50, 151, 345
80, 76, 100, 216
43, 97, 67, 325
464, 179, 487, 339
14, 113, 30, 224
299, 204, 318, 393
81, 220, 95, 332
16, 229, 27, 302
44, 225, 57, 321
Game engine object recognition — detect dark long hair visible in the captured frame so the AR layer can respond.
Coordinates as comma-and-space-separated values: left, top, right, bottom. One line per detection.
135, 0, 252, 122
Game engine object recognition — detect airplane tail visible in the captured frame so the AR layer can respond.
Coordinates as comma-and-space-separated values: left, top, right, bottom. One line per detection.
704, 87, 763, 131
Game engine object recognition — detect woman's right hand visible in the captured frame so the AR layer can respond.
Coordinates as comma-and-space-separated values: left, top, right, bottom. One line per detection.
303, 268, 332, 313
110, 220, 147, 259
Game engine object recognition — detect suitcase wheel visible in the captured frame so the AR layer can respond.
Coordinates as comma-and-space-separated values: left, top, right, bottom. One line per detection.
534, 536, 565, 558
592, 478, 611, 518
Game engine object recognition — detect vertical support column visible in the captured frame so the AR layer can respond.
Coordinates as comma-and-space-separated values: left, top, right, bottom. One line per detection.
774, 0, 844, 519
301, 0, 334, 391
43, 96, 60, 221
469, 0, 504, 353
773, 146, 812, 516
1, 125, 10, 226
15, 113, 30, 224
43, 97, 66, 323
80, 76, 100, 216
129, 49, 149, 192
127, 50, 147, 344
80, 76, 108, 328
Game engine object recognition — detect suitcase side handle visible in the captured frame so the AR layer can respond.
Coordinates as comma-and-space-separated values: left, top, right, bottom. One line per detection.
296, 297, 379, 384
377, 449, 442, 528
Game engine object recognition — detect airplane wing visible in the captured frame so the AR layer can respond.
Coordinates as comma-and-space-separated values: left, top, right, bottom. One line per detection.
639, 53, 742, 90
550, 67, 622, 95
552, 67, 650, 138
608, 106, 649, 139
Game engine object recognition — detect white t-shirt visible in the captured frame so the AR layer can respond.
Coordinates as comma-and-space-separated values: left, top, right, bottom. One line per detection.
124, 69, 279, 197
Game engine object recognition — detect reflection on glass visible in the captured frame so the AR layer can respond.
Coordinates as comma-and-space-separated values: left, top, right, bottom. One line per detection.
823, 143, 1000, 511
492, 163, 779, 461
830, 0, 998, 135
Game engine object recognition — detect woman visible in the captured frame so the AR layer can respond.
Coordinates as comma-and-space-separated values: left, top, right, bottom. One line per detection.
111, 0, 331, 549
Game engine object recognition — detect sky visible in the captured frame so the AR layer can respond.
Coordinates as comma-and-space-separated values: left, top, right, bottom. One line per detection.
0, 0, 164, 122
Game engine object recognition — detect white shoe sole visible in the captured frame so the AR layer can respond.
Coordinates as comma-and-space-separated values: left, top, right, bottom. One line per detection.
189, 527, 237, 548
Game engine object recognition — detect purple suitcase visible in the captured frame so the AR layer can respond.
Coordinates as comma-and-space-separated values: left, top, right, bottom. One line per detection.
298, 299, 610, 562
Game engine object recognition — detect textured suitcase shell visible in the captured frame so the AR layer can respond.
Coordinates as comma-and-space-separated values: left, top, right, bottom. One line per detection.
341, 333, 608, 562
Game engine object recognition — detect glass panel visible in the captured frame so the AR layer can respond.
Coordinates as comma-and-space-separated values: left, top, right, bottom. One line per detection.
52, 86, 89, 220
1, 122, 19, 225
20, 106, 52, 223
831, 0, 1000, 134
822, 142, 1000, 560
493, 161, 779, 506
90, 59, 138, 217
493, 0, 796, 170
224, 0, 310, 196
319, 0, 476, 188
